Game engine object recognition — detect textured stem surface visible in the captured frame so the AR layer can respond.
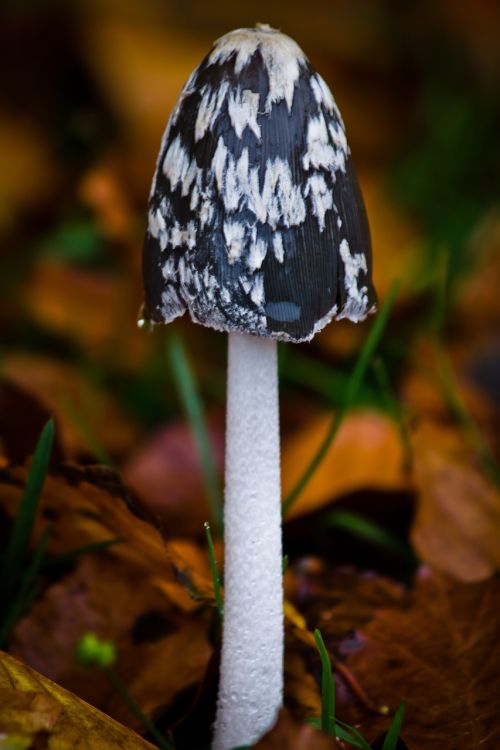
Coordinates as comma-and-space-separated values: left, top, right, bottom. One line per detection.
213, 333, 283, 750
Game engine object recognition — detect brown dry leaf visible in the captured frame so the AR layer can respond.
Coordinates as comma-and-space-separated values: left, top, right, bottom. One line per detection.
0, 462, 214, 601
337, 570, 500, 748
284, 562, 406, 722
123, 417, 225, 536
0, 650, 156, 749
23, 262, 148, 369
78, 165, 134, 242
0, 464, 213, 728
0, 116, 58, 233
283, 600, 322, 721
411, 421, 500, 582
1, 354, 137, 460
77, 3, 212, 194
0, 378, 65, 464
253, 709, 337, 749
282, 410, 411, 520
402, 338, 499, 428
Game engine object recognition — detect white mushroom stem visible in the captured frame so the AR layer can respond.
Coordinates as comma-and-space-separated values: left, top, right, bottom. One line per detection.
213, 332, 283, 750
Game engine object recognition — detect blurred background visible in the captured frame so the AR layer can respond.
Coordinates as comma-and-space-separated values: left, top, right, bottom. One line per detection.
1, 0, 500, 535
2, 1, 500, 746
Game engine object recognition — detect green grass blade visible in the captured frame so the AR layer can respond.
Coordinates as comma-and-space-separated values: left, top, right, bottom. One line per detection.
204, 521, 223, 619
0, 419, 54, 609
314, 628, 335, 736
335, 719, 372, 750
372, 357, 412, 471
382, 702, 405, 750
103, 666, 174, 750
168, 334, 223, 536
283, 282, 399, 515
57, 393, 114, 467
344, 283, 400, 407
326, 510, 416, 563
436, 348, 500, 486
0, 528, 51, 648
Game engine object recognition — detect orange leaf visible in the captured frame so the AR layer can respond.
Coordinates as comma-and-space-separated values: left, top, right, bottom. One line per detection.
282, 410, 410, 520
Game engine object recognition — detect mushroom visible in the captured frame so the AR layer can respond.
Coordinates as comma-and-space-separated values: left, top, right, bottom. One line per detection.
140, 24, 376, 750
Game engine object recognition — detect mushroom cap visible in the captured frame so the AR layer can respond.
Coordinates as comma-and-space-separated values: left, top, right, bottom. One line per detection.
142, 24, 376, 342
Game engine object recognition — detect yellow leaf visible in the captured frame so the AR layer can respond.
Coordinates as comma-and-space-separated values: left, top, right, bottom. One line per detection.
0, 651, 156, 749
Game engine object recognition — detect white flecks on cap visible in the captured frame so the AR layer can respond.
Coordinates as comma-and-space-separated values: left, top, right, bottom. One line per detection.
247, 239, 268, 272
213, 136, 229, 193
338, 238, 369, 321
249, 273, 265, 306
209, 139, 307, 230
304, 174, 334, 232
162, 135, 200, 196
148, 206, 166, 239
224, 220, 246, 263
170, 220, 197, 250
195, 81, 230, 142
273, 233, 284, 263
228, 88, 262, 140
208, 25, 307, 112
144, 25, 375, 341
161, 285, 185, 318
328, 122, 348, 172
162, 257, 176, 281
310, 73, 336, 112
303, 115, 345, 173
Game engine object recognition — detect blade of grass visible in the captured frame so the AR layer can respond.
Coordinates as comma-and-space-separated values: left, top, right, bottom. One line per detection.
283, 282, 399, 515
372, 357, 412, 472
308, 716, 371, 749
436, 347, 500, 487
168, 334, 223, 536
0, 419, 54, 610
314, 628, 335, 736
57, 394, 114, 467
382, 702, 405, 750
326, 510, 416, 564
335, 719, 372, 750
0, 528, 50, 648
204, 521, 223, 619
103, 666, 174, 750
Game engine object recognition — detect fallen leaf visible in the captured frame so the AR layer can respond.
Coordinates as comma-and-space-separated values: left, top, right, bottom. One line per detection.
78, 9, 211, 195
78, 165, 134, 242
337, 570, 500, 748
123, 417, 225, 537
0, 464, 213, 729
282, 411, 410, 520
0, 650, 156, 748
0, 379, 65, 464
401, 339, 499, 436
24, 262, 149, 368
1, 354, 137, 461
411, 421, 500, 582
0, 116, 58, 233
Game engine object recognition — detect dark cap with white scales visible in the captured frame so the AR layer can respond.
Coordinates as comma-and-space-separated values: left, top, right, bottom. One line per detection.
141, 24, 376, 342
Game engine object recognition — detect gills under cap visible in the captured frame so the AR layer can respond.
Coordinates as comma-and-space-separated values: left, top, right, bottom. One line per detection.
142, 24, 376, 342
